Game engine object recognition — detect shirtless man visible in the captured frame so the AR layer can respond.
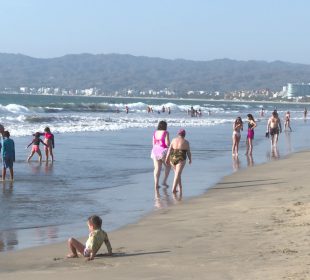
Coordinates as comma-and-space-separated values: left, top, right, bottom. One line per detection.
267, 111, 282, 147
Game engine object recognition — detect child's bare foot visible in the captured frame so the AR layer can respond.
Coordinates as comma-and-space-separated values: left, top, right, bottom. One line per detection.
162, 182, 169, 188
67, 254, 78, 258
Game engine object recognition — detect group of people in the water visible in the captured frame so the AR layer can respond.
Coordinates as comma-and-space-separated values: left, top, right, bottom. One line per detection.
232, 108, 308, 158
0, 124, 55, 181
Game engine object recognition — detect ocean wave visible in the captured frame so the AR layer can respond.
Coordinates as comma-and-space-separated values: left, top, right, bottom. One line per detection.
0, 104, 30, 114
0, 102, 231, 116
3, 114, 232, 137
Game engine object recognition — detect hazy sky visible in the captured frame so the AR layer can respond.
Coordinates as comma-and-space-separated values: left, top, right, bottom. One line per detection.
0, 0, 309, 63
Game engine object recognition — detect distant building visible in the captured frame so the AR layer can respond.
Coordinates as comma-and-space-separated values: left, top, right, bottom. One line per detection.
284, 83, 310, 98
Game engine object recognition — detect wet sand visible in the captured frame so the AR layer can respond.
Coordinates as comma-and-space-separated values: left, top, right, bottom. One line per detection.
1, 150, 310, 279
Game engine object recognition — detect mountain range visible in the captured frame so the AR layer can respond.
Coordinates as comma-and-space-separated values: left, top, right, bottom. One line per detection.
1, 53, 310, 93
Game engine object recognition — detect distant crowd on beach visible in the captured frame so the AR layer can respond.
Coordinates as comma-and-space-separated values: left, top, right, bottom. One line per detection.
0, 124, 55, 182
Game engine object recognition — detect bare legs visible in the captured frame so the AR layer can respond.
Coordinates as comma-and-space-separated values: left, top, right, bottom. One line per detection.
67, 238, 85, 258
171, 161, 186, 194
246, 137, 253, 155
271, 134, 279, 147
285, 121, 292, 132
45, 147, 54, 162
153, 159, 162, 190
153, 159, 171, 190
232, 135, 241, 156
2, 167, 14, 181
27, 150, 43, 162
162, 162, 171, 187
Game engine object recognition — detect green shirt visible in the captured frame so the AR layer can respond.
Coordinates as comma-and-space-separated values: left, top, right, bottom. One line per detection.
85, 229, 112, 255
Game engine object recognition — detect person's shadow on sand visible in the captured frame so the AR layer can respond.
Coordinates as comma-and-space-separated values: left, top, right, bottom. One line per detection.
96, 250, 171, 258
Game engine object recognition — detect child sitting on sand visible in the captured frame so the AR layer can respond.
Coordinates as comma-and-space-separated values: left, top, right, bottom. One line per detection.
67, 215, 112, 261
26, 132, 48, 162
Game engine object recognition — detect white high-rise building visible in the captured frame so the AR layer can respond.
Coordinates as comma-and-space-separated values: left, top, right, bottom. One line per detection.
286, 83, 310, 98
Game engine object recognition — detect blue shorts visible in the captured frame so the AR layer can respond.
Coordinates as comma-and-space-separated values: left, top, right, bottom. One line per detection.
3, 157, 14, 169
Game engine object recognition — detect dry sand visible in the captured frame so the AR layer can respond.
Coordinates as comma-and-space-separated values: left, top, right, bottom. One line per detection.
1, 151, 310, 279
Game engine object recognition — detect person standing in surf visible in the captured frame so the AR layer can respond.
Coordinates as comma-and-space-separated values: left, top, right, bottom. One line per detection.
151, 121, 171, 190
245, 114, 256, 155
267, 110, 282, 147
232, 117, 243, 156
26, 132, 48, 162
1, 131, 15, 181
284, 111, 292, 132
0, 124, 4, 154
38, 127, 55, 162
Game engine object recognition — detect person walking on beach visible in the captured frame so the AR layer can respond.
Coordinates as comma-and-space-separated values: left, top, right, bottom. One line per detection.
304, 107, 308, 119
232, 117, 243, 156
67, 215, 112, 261
38, 127, 55, 162
245, 114, 256, 155
284, 111, 292, 132
151, 121, 171, 189
267, 111, 282, 147
26, 132, 48, 162
1, 131, 15, 181
166, 129, 192, 194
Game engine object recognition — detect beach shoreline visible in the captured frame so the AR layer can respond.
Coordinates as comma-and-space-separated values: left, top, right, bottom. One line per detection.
1, 149, 310, 279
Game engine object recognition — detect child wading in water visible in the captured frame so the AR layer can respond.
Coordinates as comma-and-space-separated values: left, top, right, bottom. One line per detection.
67, 215, 112, 261
38, 127, 55, 162
26, 132, 48, 162
1, 131, 15, 181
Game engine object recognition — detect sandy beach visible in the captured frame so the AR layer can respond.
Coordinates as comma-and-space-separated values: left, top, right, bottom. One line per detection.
1, 150, 310, 279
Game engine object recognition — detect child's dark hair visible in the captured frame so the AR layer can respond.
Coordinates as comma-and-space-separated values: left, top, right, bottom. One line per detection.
88, 215, 102, 229
3, 130, 10, 138
157, 120, 167, 130
35, 132, 41, 138
44, 127, 51, 133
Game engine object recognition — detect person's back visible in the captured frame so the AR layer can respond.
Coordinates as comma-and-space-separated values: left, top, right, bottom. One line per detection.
171, 136, 189, 151
2, 131, 15, 181
85, 228, 111, 257
2, 137, 15, 160
153, 130, 168, 148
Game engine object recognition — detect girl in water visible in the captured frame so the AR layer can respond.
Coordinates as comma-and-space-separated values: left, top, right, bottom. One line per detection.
232, 117, 243, 156
42, 127, 55, 162
166, 129, 192, 194
26, 132, 48, 162
245, 114, 257, 155
151, 121, 171, 190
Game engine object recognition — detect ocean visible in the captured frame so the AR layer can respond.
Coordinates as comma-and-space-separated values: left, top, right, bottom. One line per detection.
0, 94, 310, 252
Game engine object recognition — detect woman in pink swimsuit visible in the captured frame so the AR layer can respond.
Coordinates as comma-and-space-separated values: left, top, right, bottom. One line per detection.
151, 121, 171, 190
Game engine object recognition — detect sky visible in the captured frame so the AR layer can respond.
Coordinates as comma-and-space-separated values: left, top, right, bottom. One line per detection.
0, 0, 309, 64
